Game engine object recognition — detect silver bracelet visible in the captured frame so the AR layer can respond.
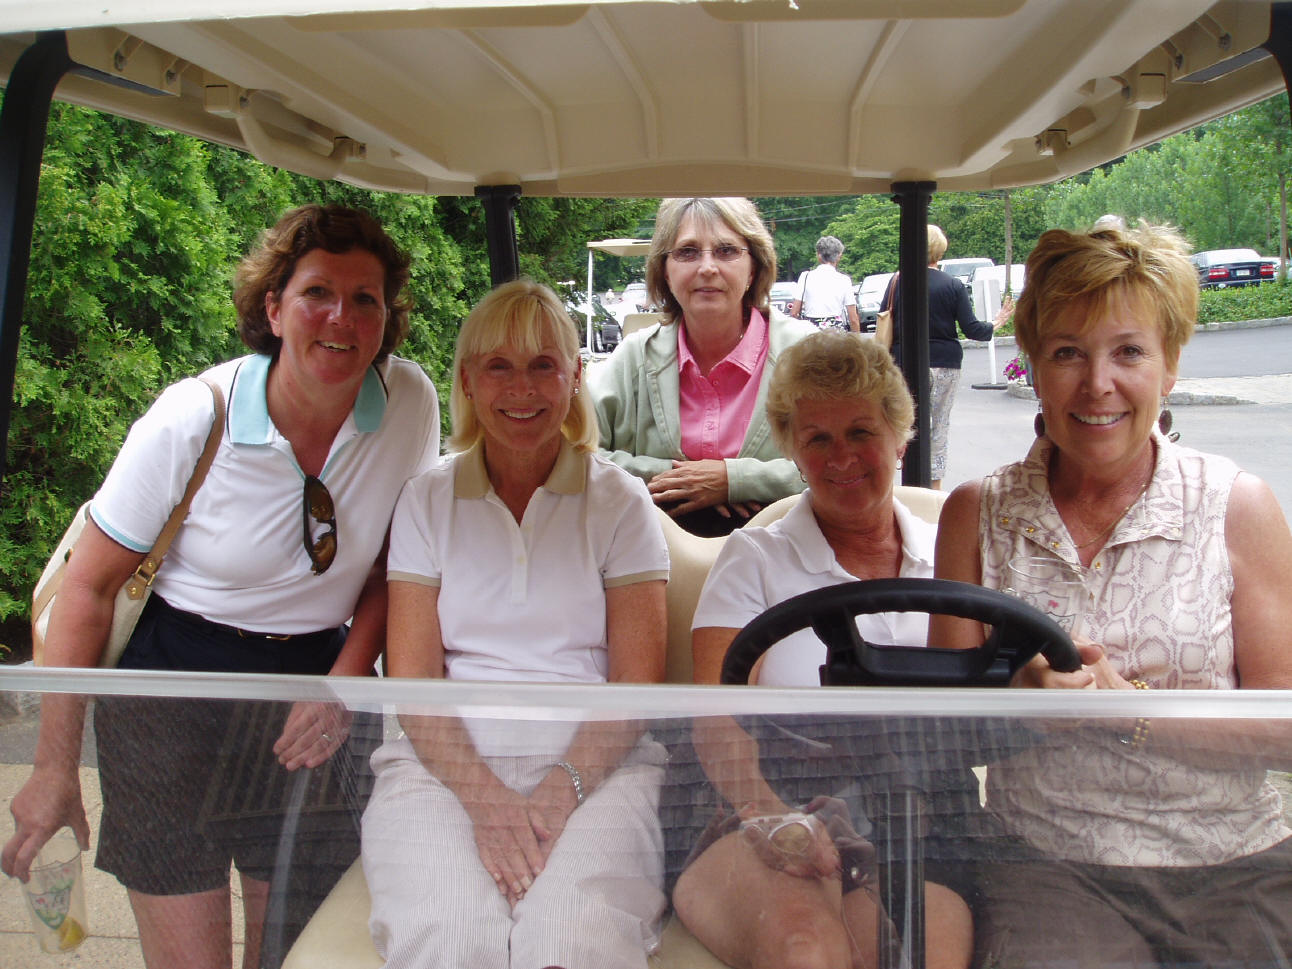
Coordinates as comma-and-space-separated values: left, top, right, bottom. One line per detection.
555, 761, 585, 805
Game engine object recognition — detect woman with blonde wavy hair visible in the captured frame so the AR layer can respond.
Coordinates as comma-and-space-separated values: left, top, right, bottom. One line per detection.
361, 279, 671, 969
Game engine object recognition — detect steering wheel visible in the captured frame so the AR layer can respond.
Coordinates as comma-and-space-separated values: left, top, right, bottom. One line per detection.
721, 577, 1081, 687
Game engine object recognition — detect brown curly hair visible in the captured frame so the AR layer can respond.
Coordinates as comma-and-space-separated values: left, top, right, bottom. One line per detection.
233, 204, 412, 363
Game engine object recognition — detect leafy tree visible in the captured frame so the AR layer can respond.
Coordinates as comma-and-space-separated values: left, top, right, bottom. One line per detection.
825, 195, 900, 279
757, 197, 862, 281
2, 104, 241, 643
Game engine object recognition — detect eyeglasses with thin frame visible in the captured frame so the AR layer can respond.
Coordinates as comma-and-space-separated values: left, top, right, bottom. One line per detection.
302, 475, 337, 575
665, 245, 749, 263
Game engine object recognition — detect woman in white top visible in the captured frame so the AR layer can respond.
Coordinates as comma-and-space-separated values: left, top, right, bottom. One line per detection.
361, 279, 670, 969
1, 205, 441, 969
675, 331, 974, 969
791, 235, 861, 332
933, 223, 1292, 968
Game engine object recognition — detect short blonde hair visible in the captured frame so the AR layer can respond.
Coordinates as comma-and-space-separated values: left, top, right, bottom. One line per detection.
646, 198, 777, 326
767, 331, 915, 455
1013, 224, 1197, 365
448, 279, 597, 453
927, 224, 949, 264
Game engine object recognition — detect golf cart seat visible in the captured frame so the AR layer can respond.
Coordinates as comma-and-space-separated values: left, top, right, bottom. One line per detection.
282, 488, 949, 969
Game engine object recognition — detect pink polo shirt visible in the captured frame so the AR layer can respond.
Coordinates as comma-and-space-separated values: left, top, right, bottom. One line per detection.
677, 309, 770, 461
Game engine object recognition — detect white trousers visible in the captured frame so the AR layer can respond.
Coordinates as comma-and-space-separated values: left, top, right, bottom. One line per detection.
362, 733, 667, 969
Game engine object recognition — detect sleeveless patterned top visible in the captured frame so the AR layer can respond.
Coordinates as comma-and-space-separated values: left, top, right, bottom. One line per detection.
980, 430, 1288, 866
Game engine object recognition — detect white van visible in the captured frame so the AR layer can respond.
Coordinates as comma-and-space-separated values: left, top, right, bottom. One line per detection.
938, 257, 994, 289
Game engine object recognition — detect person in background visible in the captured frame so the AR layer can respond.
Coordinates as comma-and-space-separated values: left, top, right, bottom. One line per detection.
674, 332, 976, 969
879, 225, 1010, 489
791, 235, 861, 333
933, 223, 1292, 968
591, 196, 815, 537
361, 279, 669, 969
2, 204, 440, 969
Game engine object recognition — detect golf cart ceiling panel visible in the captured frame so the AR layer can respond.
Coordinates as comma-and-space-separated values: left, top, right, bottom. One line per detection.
0, 0, 1281, 196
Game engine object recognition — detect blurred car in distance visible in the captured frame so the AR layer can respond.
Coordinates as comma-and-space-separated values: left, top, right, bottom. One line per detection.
1191, 248, 1273, 288
971, 263, 1027, 294
599, 319, 622, 352
770, 280, 799, 316
565, 291, 620, 351
969, 263, 1026, 319
855, 272, 895, 332
618, 281, 649, 311
939, 257, 994, 288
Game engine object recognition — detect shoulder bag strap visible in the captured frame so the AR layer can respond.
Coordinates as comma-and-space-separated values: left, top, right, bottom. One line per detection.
123, 378, 226, 600
884, 271, 899, 307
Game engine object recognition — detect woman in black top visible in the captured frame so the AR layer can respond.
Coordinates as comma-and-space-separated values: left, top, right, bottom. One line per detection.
880, 225, 1010, 488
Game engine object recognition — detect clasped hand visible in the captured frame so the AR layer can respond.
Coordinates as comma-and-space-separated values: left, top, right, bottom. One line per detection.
648, 460, 761, 520
464, 767, 579, 907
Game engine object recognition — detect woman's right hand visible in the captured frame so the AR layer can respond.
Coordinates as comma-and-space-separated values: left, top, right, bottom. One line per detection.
461, 785, 548, 904
1010, 640, 1104, 690
2, 766, 88, 882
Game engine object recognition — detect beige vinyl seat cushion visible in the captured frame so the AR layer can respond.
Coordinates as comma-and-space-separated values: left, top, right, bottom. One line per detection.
283, 487, 947, 969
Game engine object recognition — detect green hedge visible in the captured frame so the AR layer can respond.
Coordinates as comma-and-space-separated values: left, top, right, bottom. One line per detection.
1197, 279, 1292, 325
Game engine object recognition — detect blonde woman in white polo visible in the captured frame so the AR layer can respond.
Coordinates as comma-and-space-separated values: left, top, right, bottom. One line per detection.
361, 279, 670, 969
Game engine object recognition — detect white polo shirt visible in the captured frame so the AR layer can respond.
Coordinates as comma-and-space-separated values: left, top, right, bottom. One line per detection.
388, 439, 669, 756
91, 353, 440, 633
692, 493, 935, 686
389, 437, 668, 681
795, 264, 857, 320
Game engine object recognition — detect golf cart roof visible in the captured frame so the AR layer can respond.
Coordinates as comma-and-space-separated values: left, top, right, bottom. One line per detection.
0, 0, 1284, 198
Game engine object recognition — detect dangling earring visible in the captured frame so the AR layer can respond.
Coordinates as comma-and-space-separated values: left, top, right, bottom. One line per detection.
1034, 405, 1046, 438
573, 385, 581, 396
896, 457, 903, 471
1158, 404, 1177, 442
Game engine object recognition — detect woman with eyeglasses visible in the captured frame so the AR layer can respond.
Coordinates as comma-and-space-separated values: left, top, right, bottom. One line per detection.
591, 197, 816, 536
2, 205, 439, 969
361, 279, 669, 969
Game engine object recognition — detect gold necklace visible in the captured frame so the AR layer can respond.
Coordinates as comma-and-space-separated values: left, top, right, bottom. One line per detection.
1070, 474, 1152, 550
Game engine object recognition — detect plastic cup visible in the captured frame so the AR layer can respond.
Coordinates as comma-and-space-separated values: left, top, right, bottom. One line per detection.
1005, 556, 1086, 638
22, 828, 88, 953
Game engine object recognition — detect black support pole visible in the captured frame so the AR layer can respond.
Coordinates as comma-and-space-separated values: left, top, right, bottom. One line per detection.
891, 181, 936, 488
474, 184, 522, 286
1264, 3, 1292, 117
0, 32, 72, 493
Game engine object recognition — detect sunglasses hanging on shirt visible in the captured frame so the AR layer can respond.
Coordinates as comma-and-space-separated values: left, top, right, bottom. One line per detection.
302, 475, 337, 575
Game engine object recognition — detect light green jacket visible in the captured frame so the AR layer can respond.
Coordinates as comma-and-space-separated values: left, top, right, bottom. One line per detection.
589, 311, 815, 505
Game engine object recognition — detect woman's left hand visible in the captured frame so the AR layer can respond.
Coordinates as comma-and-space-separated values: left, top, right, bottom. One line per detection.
273, 700, 352, 770
648, 459, 738, 516
523, 768, 581, 866
738, 808, 841, 880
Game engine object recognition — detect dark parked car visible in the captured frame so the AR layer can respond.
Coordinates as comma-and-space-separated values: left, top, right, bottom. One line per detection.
1191, 248, 1274, 289
598, 319, 622, 352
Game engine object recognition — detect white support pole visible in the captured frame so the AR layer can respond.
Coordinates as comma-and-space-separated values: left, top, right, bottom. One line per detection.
971, 277, 1006, 390
586, 249, 595, 351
